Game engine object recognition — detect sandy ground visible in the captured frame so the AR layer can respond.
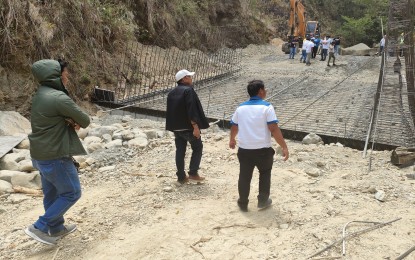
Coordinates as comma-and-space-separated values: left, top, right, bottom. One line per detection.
1, 43, 415, 260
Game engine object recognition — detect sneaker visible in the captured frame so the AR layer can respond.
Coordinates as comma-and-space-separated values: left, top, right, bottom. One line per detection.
237, 200, 248, 212
50, 224, 77, 237
189, 174, 205, 182
177, 176, 189, 184
333, 64, 336, 66
258, 198, 273, 209
24, 225, 58, 245
327, 64, 330, 66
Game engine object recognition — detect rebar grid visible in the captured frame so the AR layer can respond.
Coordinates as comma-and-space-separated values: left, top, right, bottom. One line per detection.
97, 1, 415, 150
365, 0, 415, 151
101, 26, 243, 106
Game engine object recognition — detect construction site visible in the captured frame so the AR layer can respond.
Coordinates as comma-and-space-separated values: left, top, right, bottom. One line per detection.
93, 1, 415, 157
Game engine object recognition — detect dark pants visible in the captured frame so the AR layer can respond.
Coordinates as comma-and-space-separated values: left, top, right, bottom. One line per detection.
328, 52, 335, 65
321, 49, 328, 61
312, 46, 318, 58
174, 131, 203, 180
237, 147, 275, 205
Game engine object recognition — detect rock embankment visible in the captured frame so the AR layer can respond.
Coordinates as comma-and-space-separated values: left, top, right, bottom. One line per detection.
0, 110, 414, 259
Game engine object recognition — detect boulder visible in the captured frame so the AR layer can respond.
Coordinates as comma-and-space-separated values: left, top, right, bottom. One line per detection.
0, 180, 13, 194
0, 153, 25, 171
18, 159, 36, 172
122, 115, 133, 122
11, 171, 42, 189
87, 143, 104, 153
84, 136, 102, 145
105, 139, 123, 149
0, 170, 28, 182
132, 129, 147, 139
0, 111, 31, 135
144, 130, 158, 140
17, 138, 30, 149
111, 123, 125, 130
102, 133, 112, 143
156, 131, 166, 138
302, 133, 323, 145
77, 128, 89, 140
128, 137, 148, 148
87, 126, 117, 138
121, 130, 135, 141
112, 130, 123, 140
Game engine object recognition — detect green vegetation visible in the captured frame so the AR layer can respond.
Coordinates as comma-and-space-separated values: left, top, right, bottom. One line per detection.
306, 0, 390, 47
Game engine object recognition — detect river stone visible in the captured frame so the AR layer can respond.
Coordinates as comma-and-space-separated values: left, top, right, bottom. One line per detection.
375, 190, 386, 202
0, 180, 13, 194
302, 133, 323, 145
11, 171, 42, 189
17, 139, 30, 149
18, 159, 36, 172
128, 137, 148, 148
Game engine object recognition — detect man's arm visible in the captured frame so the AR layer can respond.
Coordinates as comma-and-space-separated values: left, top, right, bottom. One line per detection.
56, 94, 90, 129
229, 125, 238, 149
268, 123, 289, 161
191, 120, 200, 139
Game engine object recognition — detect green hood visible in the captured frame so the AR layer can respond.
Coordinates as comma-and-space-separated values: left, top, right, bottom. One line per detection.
31, 59, 66, 93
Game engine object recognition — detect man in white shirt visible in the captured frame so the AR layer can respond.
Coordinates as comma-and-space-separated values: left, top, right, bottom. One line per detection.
305, 38, 315, 65
229, 80, 289, 212
320, 35, 330, 61
379, 35, 386, 55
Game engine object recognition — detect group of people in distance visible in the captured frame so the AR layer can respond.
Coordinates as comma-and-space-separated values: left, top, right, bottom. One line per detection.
289, 35, 340, 67
25, 60, 289, 246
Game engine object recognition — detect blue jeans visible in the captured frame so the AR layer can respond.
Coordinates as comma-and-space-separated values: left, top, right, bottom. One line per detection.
300, 50, 306, 62
174, 131, 203, 180
334, 45, 340, 55
321, 49, 328, 60
289, 47, 296, 59
32, 157, 81, 235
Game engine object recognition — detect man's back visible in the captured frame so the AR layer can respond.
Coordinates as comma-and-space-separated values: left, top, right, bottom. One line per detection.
232, 97, 278, 149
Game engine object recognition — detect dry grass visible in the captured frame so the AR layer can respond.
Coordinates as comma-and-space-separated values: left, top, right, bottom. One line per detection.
0, 0, 276, 113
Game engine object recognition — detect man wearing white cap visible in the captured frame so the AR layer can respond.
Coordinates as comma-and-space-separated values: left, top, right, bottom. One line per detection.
166, 69, 209, 184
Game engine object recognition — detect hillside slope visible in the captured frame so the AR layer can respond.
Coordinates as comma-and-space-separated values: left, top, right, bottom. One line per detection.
0, 0, 284, 116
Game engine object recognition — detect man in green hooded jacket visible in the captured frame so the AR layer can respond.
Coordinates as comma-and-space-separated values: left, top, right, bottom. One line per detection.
24, 59, 90, 245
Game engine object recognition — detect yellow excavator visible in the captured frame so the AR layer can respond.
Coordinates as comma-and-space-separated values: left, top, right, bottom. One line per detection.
282, 0, 321, 53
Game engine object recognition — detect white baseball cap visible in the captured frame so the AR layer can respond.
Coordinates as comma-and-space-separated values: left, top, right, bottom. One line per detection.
175, 69, 195, 82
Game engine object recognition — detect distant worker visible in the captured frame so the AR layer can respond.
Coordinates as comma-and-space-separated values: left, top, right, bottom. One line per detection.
320, 35, 330, 61
25, 59, 91, 245
305, 37, 315, 66
166, 69, 209, 184
312, 36, 320, 59
333, 36, 341, 56
398, 32, 404, 57
327, 42, 336, 66
379, 35, 386, 56
288, 36, 298, 59
229, 80, 289, 212
300, 38, 307, 63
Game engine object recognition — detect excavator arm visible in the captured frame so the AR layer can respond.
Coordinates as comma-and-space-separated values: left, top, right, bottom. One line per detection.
283, 0, 306, 53
288, 0, 306, 39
